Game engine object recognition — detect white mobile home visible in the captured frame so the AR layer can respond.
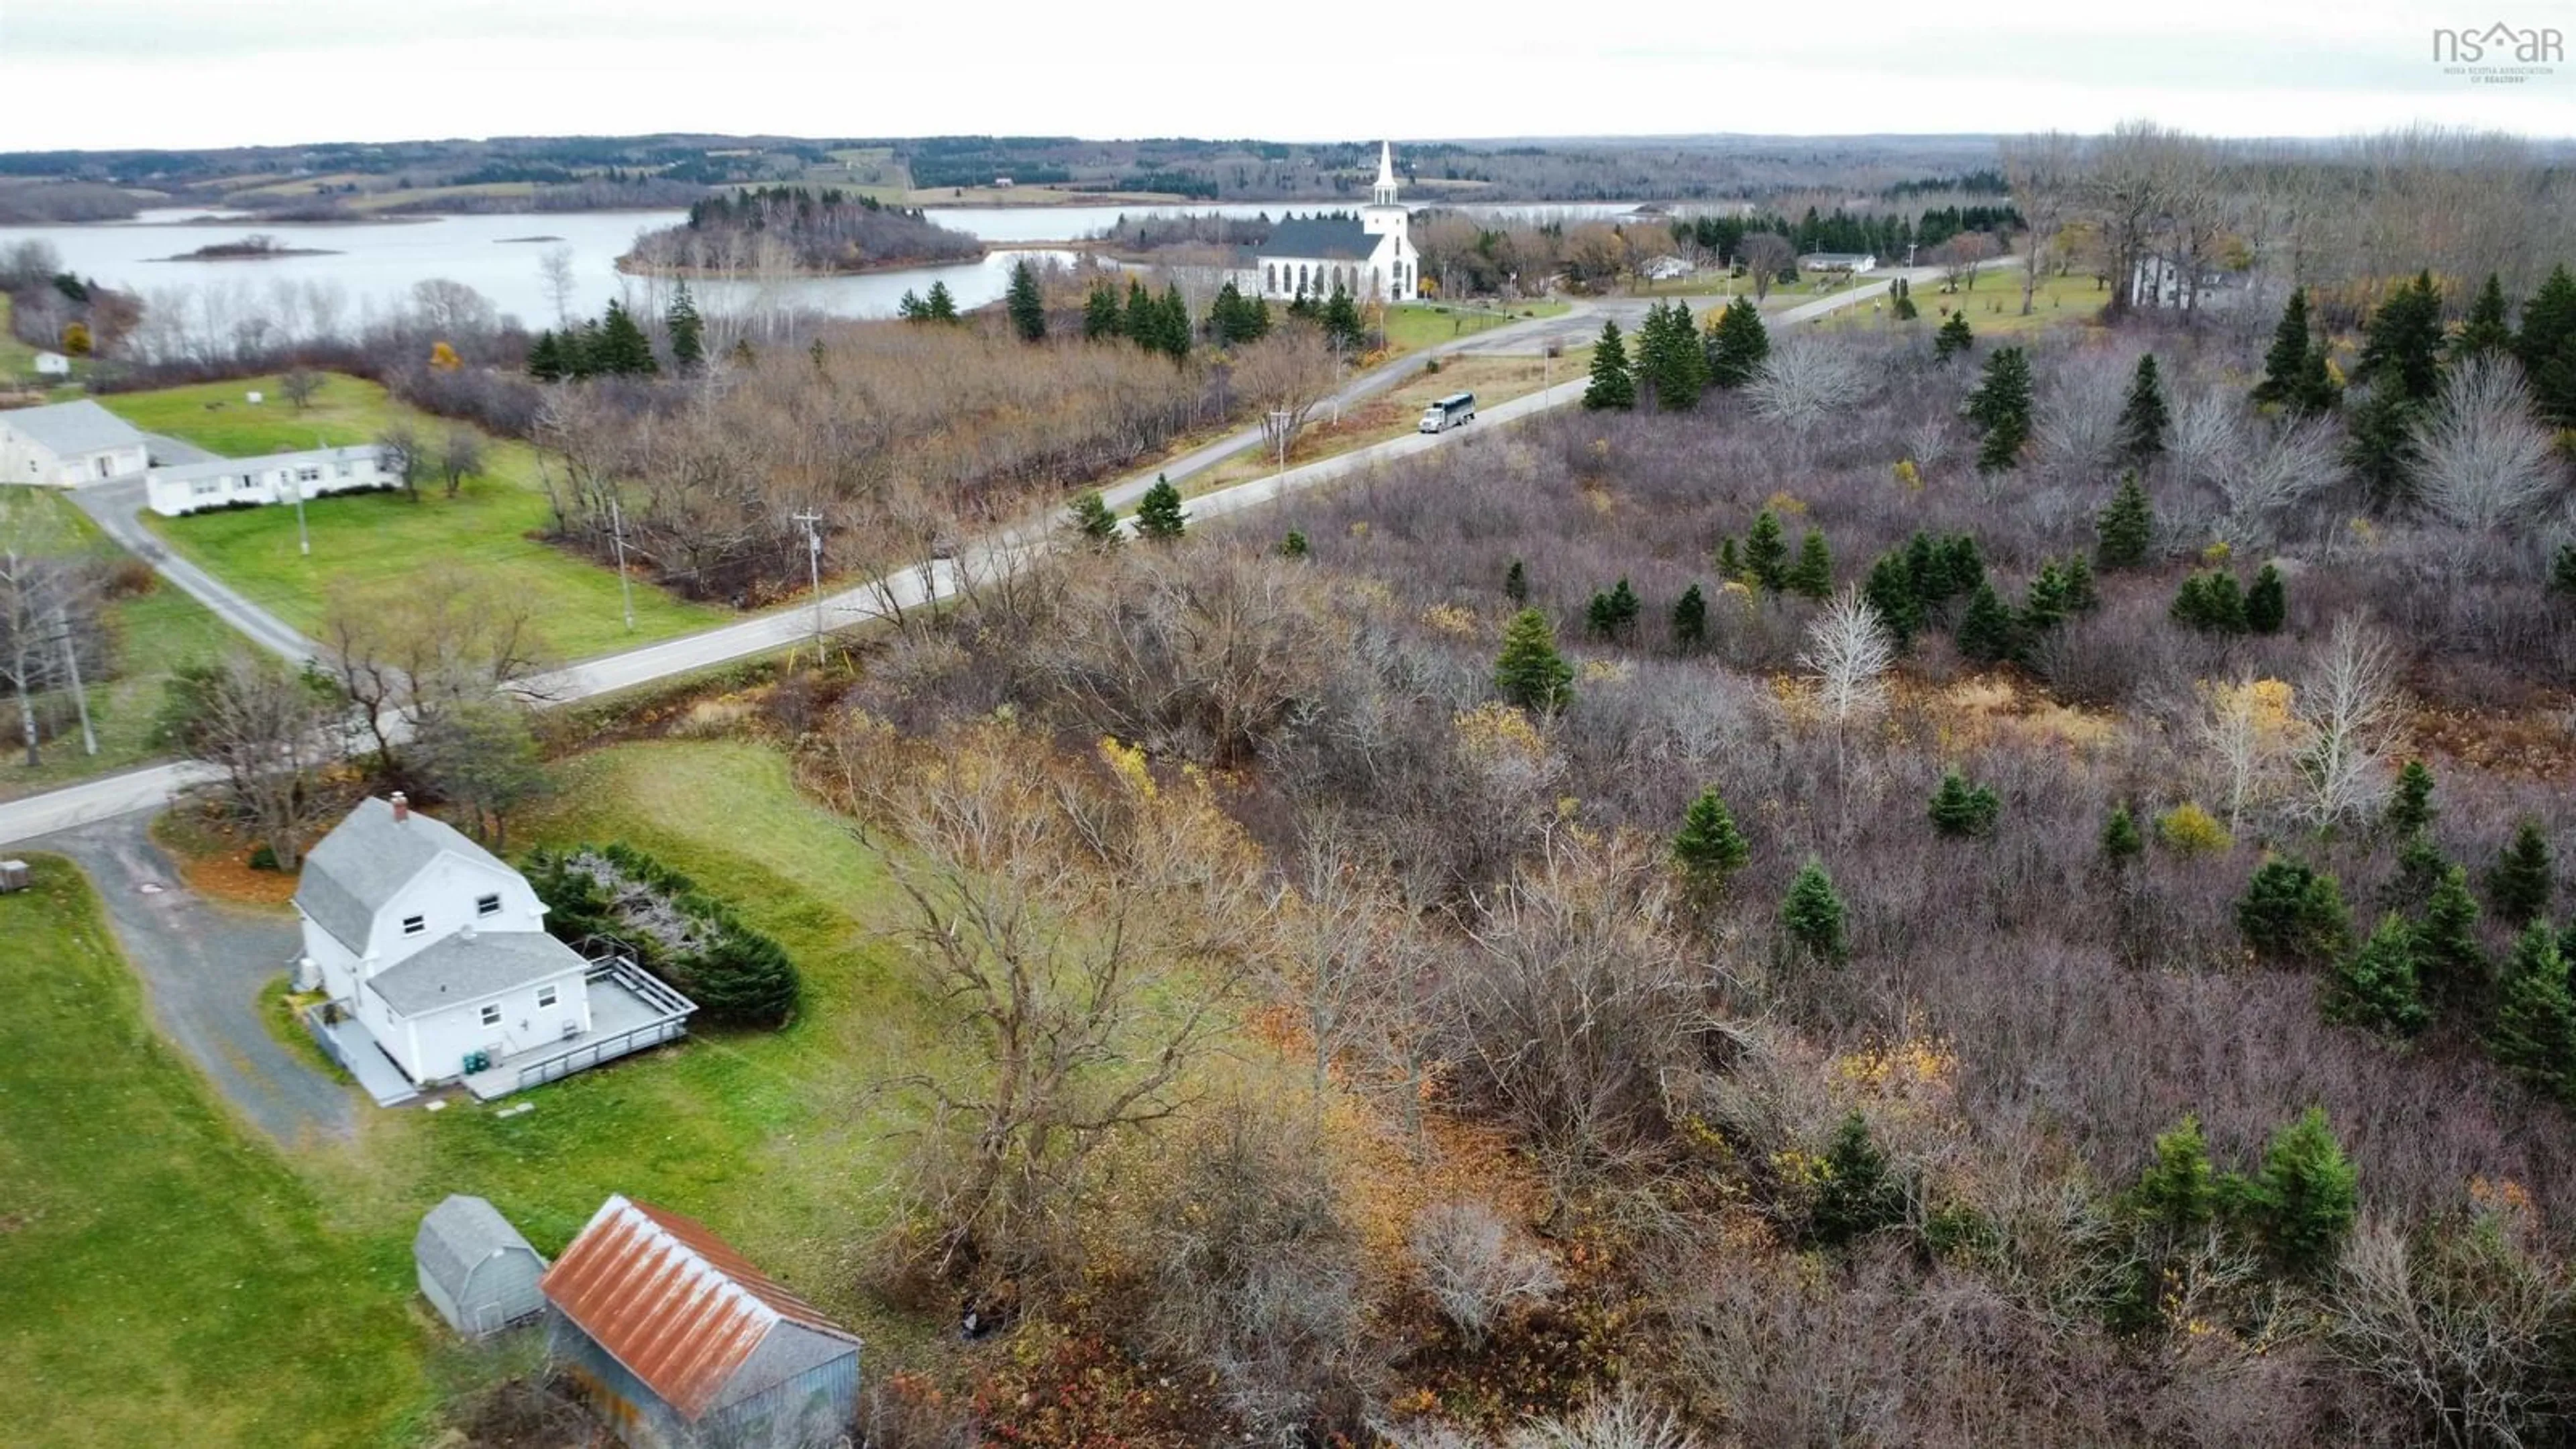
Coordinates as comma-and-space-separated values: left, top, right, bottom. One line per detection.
0, 399, 150, 487
146, 443, 393, 517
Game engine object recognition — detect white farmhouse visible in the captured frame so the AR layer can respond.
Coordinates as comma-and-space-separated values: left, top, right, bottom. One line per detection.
0, 398, 150, 487
32, 351, 70, 378
1250, 141, 1417, 304
146, 443, 394, 517
297, 794, 694, 1102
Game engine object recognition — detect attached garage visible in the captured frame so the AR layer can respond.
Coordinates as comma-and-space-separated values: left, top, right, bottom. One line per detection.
0, 398, 150, 487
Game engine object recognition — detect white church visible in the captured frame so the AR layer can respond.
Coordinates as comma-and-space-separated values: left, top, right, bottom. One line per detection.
1249, 142, 1417, 304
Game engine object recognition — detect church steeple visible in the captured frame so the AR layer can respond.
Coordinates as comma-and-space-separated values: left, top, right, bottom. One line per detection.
1372, 140, 1399, 208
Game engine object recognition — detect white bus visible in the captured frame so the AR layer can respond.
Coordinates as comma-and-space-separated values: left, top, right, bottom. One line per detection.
1417, 391, 1477, 433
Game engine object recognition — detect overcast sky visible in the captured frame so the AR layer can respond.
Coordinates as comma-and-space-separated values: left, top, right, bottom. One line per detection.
3, 0, 2569, 152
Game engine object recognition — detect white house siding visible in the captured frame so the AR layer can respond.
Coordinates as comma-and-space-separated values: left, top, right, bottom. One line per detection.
0, 431, 150, 488
366, 856, 549, 971
388, 967, 592, 1085
146, 446, 392, 517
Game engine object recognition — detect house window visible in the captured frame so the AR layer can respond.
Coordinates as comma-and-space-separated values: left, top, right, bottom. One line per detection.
479, 1003, 502, 1027
476, 892, 501, 918
536, 984, 559, 1010
191, 478, 221, 496
401, 914, 426, 936
297, 466, 321, 483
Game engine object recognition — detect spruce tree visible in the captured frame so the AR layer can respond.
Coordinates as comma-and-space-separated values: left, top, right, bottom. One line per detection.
527, 329, 566, 381
2516, 264, 2576, 428
1705, 295, 1770, 389
2129, 1116, 2218, 1234
2555, 544, 2576, 597
1928, 769, 2002, 839
2238, 857, 2353, 968
2414, 865, 2487, 1014
2171, 570, 2248, 634
597, 300, 657, 375
1717, 537, 1745, 584
1133, 475, 1187, 539
2387, 834, 2450, 917
1158, 283, 1193, 361
2063, 555, 2100, 614
2096, 472, 2153, 570
665, 283, 704, 371
2345, 384, 2421, 508
1503, 558, 1529, 605
897, 288, 927, 322
1863, 551, 1923, 646
1672, 788, 1751, 898
2490, 923, 2576, 1102
1083, 282, 1122, 340
2117, 354, 2168, 464
1890, 276, 1919, 322
1124, 278, 1156, 343
1067, 491, 1120, 549
1670, 584, 1708, 650
1809, 1112, 1904, 1246
1583, 318, 1635, 411
1493, 608, 1574, 713
2385, 759, 2437, 840
1780, 857, 1849, 966
925, 280, 959, 323
2245, 562, 2286, 635
1937, 533, 1986, 600
2242, 1106, 2359, 1278
1933, 309, 1973, 360
2102, 802, 2145, 865
1006, 258, 1046, 343
2326, 913, 2429, 1038
1787, 529, 1833, 599
2253, 288, 2319, 409
1322, 285, 1362, 354
1966, 345, 2033, 472
1955, 582, 2017, 664
2353, 271, 2446, 405
2488, 821, 2556, 928
2452, 273, 2512, 362
1280, 530, 1308, 559
1744, 510, 1790, 593
1585, 579, 1641, 641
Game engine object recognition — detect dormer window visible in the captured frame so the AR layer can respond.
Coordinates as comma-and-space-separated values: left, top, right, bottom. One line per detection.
401, 914, 426, 936
475, 893, 501, 918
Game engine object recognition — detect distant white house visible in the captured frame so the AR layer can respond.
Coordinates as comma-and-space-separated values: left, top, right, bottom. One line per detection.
0, 398, 150, 487
1799, 252, 1878, 274
146, 443, 394, 517
1248, 142, 1418, 303
1641, 254, 1696, 282
32, 351, 69, 378
2130, 256, 2239, 311
297, 794, 695, 1102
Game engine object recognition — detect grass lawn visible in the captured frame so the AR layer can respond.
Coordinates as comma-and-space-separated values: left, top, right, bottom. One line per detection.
0, 294, 38, 380
1813, 268, 2107, 337
0, 856, 435, 1448
1381, 299, 1569, 354
0, 493, 237, 803
108, 374, 725, 660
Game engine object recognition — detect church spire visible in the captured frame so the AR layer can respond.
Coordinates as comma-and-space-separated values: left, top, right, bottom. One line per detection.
1372, 140, 1398, 208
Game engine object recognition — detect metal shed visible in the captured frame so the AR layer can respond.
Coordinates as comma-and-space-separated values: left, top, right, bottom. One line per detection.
417, 1194, 548, 1338
543, 1194, 862, 1449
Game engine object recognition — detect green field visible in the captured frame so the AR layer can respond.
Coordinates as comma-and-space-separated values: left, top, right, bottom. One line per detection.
109, 375, 724, 659
2, 739, 949, 1444
1813, 268, 2107, 337
1382, 299, 1568, 354
0, 494, 236, 802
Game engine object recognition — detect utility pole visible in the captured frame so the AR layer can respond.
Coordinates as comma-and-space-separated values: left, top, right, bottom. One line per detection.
51, 602, 95, 757
608, 492, 635, 633
792, 508, 824, 649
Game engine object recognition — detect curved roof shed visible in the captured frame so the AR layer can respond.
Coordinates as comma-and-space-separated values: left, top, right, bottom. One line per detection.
417, 1193, 548, 1338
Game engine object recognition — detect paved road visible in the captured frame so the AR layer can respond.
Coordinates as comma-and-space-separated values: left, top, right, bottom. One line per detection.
66, 476, 315, 663
35, 812, 354, 1146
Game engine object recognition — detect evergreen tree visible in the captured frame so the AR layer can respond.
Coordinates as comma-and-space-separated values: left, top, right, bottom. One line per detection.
1787, 529, 1833, 599
1503, 558, 1529, 605
1744, 510, 1790, 592
1124, 278, 1156, 343
2515, 264, 2576, 428
2171, 570, 2248, 634
924, 280, 959, 323
2242, 1107, 2359, 1278
1716, 537, 1745, 584
2102, 802, 2145, 865
2063, 555, 2100, 614
1583, 318, 1635, 411
1238, 290, 1271, 342
1809, 1112, 1904, 1246
2096, 472, 2153, 570
1280, 529, 1308, 559
2117, 354, 2169, 464
1672, 788, 1752, 898
1955, 582, 2017, 664
2326, 913, 2429, 1038
2489, 923, 2576, 1102
2452, 273, 2512, 362
2555, 544, 2576, 597
2129, 1115, 2218, 1234
2385, 759, 2438, 840
896, 288, 927, 322
2238, 857, 2353, 968
1670, 583, 1708, 650
2019, 560, 2078, 643
2353, 271, 2446, 405
1158, 282, 1193, 361
527, 329, 566, 381
2387, 834, 2451, 917
730, 337, 755, 368
1006, 258, 1046, 343
665, 283, 704, 371
1638, 299, 1705, 411
1937, 533, 1986, 600
1928, 769, 2002, 839
1067, 491, 1120, 549
1083, 282, 1123, 340
1890, 276, 1919, 322
1780, 857, 1849, 966
1208, 279, 1247, 344
2413, 865, 2487, 1014
1966, 345, 2033, 472
1933, 309, 1974, 360
1493, 608, 1574, 713
2343, 381, 2424, 509
1585, 579, 1642, 641
2245, 562, 2286, 635
1705, 296, 1770, 389
2488, 821, 2556, 928
1133, 474, 1187, 539
596, 299, 657, 375
2254, 289, 2324, 411
1322, 286, 1362, 354
1863, 551, 1924, 646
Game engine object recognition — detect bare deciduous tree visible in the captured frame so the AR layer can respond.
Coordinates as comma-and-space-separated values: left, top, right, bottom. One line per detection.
2330, 1215, 2575, 1449
2002, 131, 2083, 316
537, 244, 578, 328
320, 567, 552, 767
1409, 1201, 1561, 1349
1739, 232, 1796, 302
0, 500, 95, 769
1748, 337, 1864, 435
435, 426, 485, 500
1236, 322, 1338, 456
175, 653, 344, 869
277, 367, 323, 411
2292, 616, 2404, 829
2411, 356, 2563, 531
1802, 586, 1894, 732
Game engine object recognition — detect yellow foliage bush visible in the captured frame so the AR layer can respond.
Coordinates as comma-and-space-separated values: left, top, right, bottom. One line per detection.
2200, 539, 2233, 566
1419, 603, 1479, 639
429, 340, 462, 370
1891, 458, 1923, 492
1764, 489, 1809, 517
2155, 802, 2233, 855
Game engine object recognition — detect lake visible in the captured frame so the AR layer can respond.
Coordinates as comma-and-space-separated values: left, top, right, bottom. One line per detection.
0, 199, 1675, 325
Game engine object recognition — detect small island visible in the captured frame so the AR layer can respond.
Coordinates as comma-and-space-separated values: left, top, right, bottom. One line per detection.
157, 232, 339, 262
620, 186, 982, 277
493, 234, 565, 244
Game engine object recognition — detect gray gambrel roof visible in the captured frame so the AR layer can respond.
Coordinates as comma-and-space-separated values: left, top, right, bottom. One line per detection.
417, 1194, 543, 1294
368, 930, 588, 1014
0, 398, 146, 457
1256, 217, 1375, 262
297, 796, 510, 951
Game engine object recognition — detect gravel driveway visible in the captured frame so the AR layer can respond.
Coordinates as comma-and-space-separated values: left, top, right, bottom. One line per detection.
34, 812, 356, 1146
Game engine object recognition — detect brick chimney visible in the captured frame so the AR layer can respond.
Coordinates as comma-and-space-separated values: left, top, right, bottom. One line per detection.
389, 791, 410, 823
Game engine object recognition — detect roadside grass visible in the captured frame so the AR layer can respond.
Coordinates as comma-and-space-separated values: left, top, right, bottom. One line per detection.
107, 373, 724, 659
0, 492, 235, 803
1813, 268, 2106, 337
1381, 299, 1568, 354
1178, 348, 1585, 498
0, 855, 435, 1448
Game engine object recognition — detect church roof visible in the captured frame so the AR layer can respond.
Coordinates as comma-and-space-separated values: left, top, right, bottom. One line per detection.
1256, 217, 1375, 262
